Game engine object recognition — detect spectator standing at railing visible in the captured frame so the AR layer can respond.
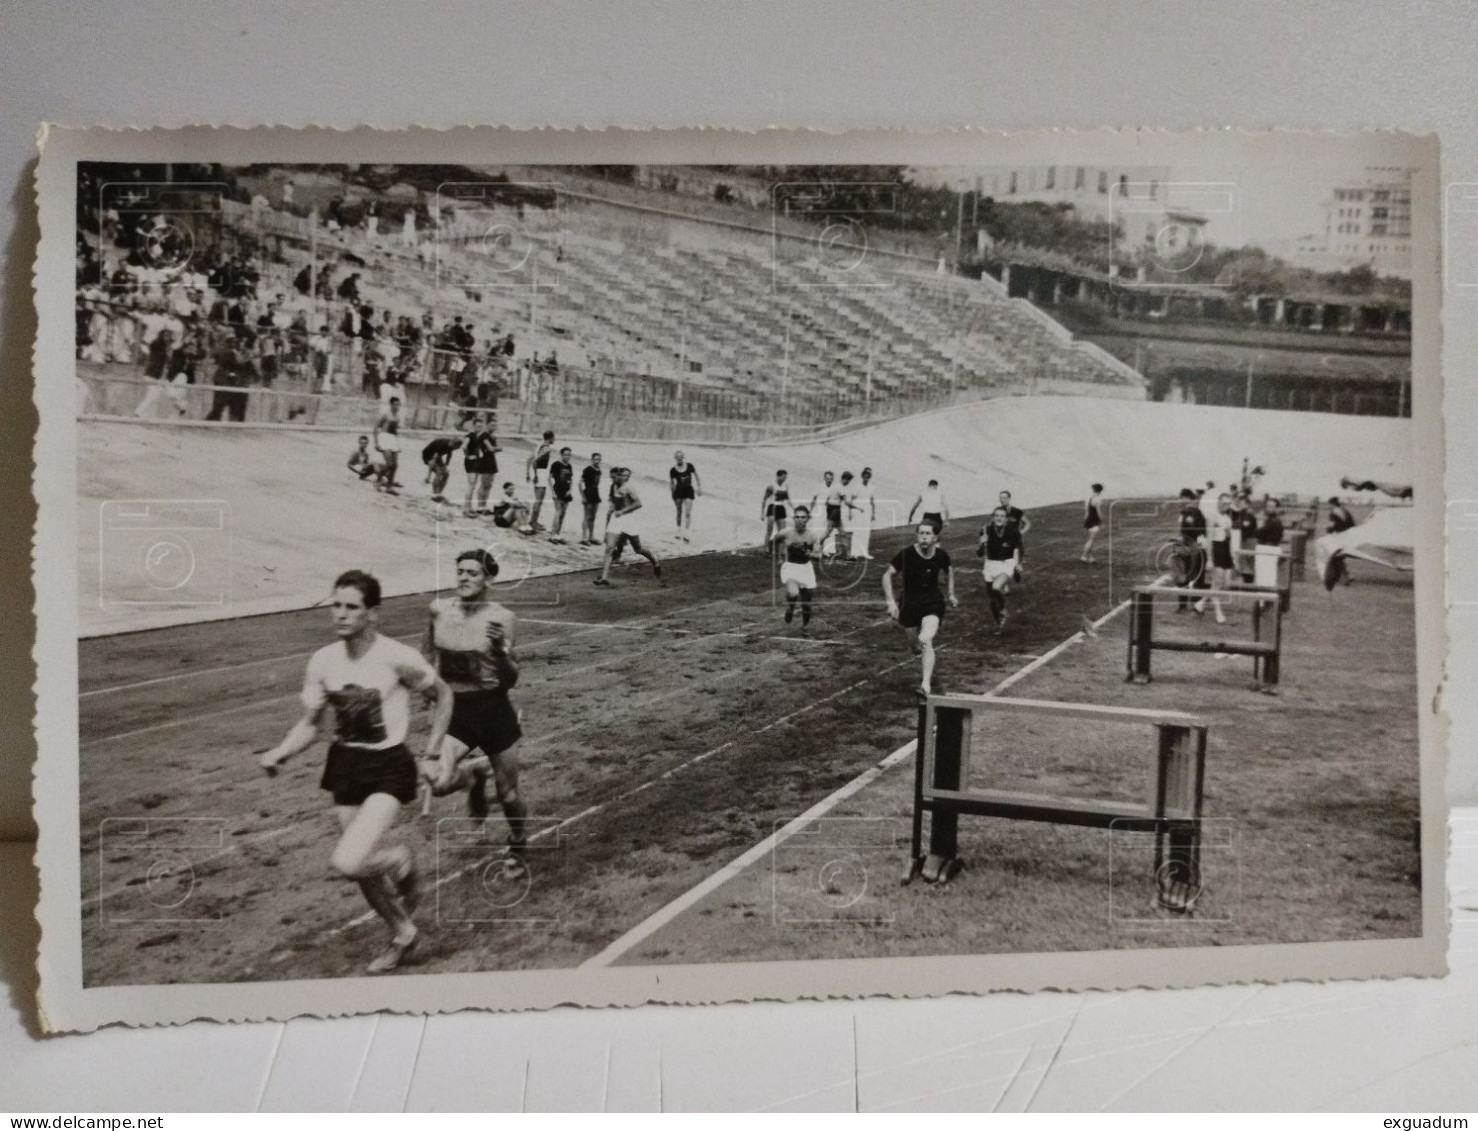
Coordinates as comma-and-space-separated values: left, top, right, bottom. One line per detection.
310, 324, 335, 393
205, 331, 253, 423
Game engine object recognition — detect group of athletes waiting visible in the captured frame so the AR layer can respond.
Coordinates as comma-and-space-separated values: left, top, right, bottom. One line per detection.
348, 415, 717, 588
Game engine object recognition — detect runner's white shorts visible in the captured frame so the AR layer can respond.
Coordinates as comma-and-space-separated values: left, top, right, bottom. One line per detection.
983, 559, 1015, 584
780, 562, 817, 590
608, 511, 640, 539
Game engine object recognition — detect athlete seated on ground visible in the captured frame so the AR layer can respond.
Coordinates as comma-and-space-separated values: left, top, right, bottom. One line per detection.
978, 505, 1022, 630
761, 470, 792, 544
348, 435, 376, 481
773, 504, 822, 628
490, 481, 533, 530
421, 435, 463, 503
596, 467, 664, 588
421, 549, 529, 877
884, 522, 958, 697
259, 569, 454, 975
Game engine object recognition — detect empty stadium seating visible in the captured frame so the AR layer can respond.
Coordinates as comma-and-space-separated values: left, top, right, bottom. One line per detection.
228, 185, 1144, 421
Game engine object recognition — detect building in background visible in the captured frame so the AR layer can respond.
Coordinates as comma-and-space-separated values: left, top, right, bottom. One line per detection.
1267, 167, 1413, 278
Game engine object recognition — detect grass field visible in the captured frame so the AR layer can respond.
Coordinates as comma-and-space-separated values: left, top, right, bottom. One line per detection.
78, 503, 1420, 985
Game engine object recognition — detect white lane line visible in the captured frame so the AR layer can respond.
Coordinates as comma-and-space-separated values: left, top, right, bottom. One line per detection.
578, 590, 1145, 968
82, 587, 763, 698
81, 605, 773, 745
82, 627, 561, 699
328, 660, 914, 939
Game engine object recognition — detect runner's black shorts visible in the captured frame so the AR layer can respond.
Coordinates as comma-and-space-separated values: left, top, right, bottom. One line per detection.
673, 485, 695, 501
826, 504, 842, 524
921, 511, 944, 532
1211, 540, 1235, 570
768, 504, 788, 522
448, 689, 523, 757
320, 742, 419, 807
899, 592, 946, 630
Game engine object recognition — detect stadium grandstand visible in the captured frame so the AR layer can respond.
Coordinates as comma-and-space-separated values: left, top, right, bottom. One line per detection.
75, 163, 1145, 443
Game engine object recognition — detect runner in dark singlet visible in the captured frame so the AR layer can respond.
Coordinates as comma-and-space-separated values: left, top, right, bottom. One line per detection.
882, 523, 958, 696
773, 505, 821, 628
547, 446, 575, 544
669, 450, 702, 543
422, 549, 529, 877
579, 452, 603, 545
1080, 482, 1104, 563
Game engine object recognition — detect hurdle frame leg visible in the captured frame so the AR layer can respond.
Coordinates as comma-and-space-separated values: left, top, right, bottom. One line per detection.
1152, 723, 1207, 914
921, 705, 968, 884
1127, 589, 1154, 684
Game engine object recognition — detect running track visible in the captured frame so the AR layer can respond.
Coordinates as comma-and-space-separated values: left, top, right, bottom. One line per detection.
79, 504, 1168, 983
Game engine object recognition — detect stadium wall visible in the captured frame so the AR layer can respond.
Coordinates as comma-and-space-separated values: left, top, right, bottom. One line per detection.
78, 395, 1410, 637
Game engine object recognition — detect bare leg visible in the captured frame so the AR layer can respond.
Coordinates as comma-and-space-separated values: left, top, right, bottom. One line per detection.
917, 615, 939, 693
331, 796, 417, 969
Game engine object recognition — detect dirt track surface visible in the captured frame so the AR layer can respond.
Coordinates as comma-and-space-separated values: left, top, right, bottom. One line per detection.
83, 503, 1182, 984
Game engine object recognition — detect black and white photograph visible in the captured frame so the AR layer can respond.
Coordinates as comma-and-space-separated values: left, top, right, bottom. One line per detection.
33, 126, 1445, 1029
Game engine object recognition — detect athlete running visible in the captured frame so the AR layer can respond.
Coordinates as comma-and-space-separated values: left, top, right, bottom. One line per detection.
978, 506, 1022, 630
422, 548, 530, 878
883, 522, 958, 696
596, 467, 664, 588
773, 504, 821, 628
259, 570, 454, 974
907, 479, 949, 534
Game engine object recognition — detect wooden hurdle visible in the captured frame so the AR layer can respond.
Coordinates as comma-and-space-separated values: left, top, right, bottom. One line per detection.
1127, 585, 1283, 692
905, 695, 1209, 914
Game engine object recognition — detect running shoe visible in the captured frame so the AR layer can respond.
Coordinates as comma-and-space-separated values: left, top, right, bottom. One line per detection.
367, 929, 419, 975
